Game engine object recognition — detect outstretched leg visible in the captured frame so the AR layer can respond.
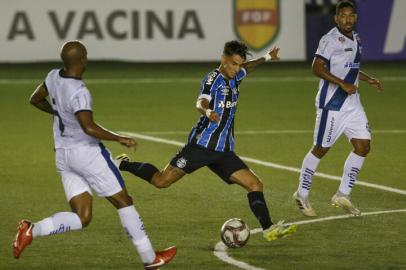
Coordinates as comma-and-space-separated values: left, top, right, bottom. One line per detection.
118, 153, 186, 188
118, 155, 186, 189
118, 157, 160, 183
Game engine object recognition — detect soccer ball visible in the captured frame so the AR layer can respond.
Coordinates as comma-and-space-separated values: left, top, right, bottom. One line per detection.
220, 218, 250, 248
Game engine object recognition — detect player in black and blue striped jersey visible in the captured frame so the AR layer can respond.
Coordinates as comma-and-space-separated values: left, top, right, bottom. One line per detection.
118, 40, 297, 241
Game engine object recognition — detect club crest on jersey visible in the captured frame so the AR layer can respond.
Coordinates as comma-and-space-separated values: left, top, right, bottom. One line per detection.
176, 157, 187, 168
338, 36, 345, 43
233, 0, 280, 52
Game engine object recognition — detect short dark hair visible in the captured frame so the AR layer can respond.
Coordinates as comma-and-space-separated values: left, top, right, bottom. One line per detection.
336, 0, 356, 15
223, 40, 249, 60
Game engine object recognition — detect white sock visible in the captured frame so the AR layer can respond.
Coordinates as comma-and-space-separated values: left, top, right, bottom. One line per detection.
118, 205, 155, 264
32, 212, 82, 238
297, 151, 320, 198
339, 152, 365, 195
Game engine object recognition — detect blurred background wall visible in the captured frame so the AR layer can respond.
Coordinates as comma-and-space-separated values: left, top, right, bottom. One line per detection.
0, 0, 404, 62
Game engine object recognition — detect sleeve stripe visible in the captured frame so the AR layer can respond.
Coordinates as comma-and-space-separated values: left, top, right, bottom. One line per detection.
74, 109, 92, 115
241, 67, 247, 76
201, 71, 221, 96
314, 54, 330, 63
207, 73, 222, 95
198, 94, 212, 102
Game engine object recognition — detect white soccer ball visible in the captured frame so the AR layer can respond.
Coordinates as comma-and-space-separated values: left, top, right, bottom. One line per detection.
220, 218, 250, 248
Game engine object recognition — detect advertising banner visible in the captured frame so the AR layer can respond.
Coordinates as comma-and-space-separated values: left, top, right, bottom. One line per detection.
0, 0, 305, 62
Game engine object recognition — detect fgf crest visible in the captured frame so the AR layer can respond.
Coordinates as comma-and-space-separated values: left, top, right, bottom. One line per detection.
234, 0, 280, 52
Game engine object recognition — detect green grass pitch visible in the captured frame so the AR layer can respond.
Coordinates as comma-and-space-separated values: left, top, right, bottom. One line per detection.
1, 62, 405, 269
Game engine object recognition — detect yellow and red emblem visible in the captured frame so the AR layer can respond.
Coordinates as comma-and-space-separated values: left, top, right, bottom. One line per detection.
234, 0, 280, 51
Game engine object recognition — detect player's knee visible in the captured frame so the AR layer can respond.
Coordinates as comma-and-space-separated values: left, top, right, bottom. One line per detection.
117, 195, 134, 208
312, 146, 329, 158
154, 179, 172, 189
251, 181, 263, 192
123, 194, 134, 206
246, 178, 263, 192
355, 144, 370, 156
108, 192, 134, 209
151, 174, 173, 189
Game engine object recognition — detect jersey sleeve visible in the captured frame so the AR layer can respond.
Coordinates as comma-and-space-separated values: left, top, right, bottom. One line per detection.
44, 69, 57, 96
235, 67, 247, 82
315, 35, 335, 63
198, 71, 220, 102
70, 87, 93, 114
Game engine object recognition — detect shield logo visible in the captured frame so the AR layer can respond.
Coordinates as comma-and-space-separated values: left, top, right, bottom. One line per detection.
234, 0, 280, 52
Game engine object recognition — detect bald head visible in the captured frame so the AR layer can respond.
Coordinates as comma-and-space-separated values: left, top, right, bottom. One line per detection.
60, 40, 87, 70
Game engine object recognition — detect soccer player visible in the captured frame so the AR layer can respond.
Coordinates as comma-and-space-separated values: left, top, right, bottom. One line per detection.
293, 0, 384, 217
116, 40, 297, 241
12, 40, 176, 269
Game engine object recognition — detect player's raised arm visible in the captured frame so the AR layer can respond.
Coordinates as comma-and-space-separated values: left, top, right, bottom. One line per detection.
196, 97, 220, 122
75, 111, 137, 148
242, 47, 280, 74
29, 82, 54, 114
359, 70, 384, 91
312, 57, 358, 95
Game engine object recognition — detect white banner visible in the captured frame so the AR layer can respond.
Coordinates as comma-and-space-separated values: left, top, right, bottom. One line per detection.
0, 0, 305, 62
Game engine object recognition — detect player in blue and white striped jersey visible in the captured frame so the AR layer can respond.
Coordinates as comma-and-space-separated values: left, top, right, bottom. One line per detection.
118, 40, 297, 241
293, 1, 384, 217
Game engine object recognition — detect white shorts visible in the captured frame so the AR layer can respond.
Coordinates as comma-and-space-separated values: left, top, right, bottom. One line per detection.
313, 107, 371, 148
55, 143, 125, 201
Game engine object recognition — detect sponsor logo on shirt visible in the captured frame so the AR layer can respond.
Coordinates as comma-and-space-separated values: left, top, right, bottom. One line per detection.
326, 117, 335, 143
344, 62, 360, 68
221, 88, 230, 95
218, 101, 237, 109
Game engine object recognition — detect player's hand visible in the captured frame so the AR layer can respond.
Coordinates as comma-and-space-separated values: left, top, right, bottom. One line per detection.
340, 82, 358, 95
118, 136, 137, 150
268, 47, 280, 61
206, 110, 221, 122
367, 77, 384, 92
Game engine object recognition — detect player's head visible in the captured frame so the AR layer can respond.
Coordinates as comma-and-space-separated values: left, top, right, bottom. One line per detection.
335, 0, 357, 34
60, 40, 88, 73
220, 40, 249, 79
